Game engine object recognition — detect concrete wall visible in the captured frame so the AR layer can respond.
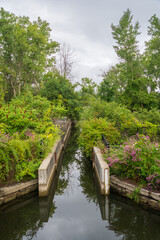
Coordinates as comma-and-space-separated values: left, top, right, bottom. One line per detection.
38, 120, 71, 196
0, 180, 38, 208
0, 120, 71, 207
111, 175, 160, 211
93, 147, 110, 195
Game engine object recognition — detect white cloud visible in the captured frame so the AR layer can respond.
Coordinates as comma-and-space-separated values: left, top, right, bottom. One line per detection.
1, 0, 160, 83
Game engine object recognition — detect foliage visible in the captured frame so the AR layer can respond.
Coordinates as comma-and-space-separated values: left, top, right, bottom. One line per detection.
0, 132, 39, 182
0, 91, 66, 134
78, 118, 121, 156
0, 92, 64, 183
77, 77, 97, 106
0, 8, 58, 100
41, 72, 80, 120
145, 14, 160, 88
133, 108, 160, 125
105, 134, 160, 190
98, 9, 159, 111
127, 186, 141, 203
79, 97, 159, 140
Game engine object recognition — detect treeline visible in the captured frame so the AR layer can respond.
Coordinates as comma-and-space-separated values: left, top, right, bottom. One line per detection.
1, 7, 160, 184
0, 8, 82, 120
0, 8, 81, 183
98, 9, 160, 111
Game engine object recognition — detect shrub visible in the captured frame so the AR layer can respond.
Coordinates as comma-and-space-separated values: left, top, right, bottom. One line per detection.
0, 92, 67, 134
134, 108, 160, 125
79, 97, 160, 140
0, 92, 62, 183
105, 134, 160, 190
78, 118, 121, 157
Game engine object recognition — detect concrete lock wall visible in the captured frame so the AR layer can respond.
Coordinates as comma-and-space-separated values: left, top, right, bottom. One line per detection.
110, 175, 160, 211
93, 147, 110, 195
0, 120, 71, 207
38, 120, 71, 197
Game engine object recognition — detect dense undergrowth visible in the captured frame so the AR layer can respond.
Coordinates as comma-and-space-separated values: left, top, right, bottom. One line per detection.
0, 91, 67, 183
77, 97, 160, 190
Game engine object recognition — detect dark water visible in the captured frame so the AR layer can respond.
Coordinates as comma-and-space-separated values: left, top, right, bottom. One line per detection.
1, 130, 160, 240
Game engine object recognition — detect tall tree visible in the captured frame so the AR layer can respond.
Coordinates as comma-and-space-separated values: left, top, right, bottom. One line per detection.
111, 9, 141, 86
0, 8, 59, 100
98, 64, 125, 102
41, 72, 80, 120
145, 14, 160, 90
77, 77, 97, 105
100, 9, 157, 110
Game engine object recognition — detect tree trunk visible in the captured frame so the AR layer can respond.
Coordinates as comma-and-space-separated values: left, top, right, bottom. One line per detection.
18, 63, 21, 96
10, 78, 16, 97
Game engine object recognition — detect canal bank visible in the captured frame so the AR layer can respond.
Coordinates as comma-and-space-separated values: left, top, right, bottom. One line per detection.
0, 119, 71, 208
1, 128, 160, 240
92, 146, 160, 212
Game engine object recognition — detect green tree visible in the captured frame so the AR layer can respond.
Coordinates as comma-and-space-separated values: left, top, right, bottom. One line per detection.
145, 14, 160, 90
41, 73, 80, 120
99, 9, 158, 110
0, 8, 58, 100
77, 77, 97, 105
98, 64, 125, 102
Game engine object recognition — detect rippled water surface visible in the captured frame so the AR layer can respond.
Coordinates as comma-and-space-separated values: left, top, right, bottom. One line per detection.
1, 130, 160, 240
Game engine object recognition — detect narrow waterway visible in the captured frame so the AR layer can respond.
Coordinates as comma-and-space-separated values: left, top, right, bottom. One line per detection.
1, 129, 160, 240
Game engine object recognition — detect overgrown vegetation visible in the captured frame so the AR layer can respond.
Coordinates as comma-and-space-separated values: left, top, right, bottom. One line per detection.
1, 7, 160, 193
0, 8, 80, 184
77, 9, 160, 193
0, 92, 66, 183
104, 135, 160, 190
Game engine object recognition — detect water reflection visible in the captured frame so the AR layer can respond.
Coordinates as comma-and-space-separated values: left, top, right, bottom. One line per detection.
0, 197, 43, 240
1, 129, 160, 240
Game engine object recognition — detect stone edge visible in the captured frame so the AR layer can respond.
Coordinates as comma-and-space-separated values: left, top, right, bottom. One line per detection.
0, 180, 38, 206
110, 175, 160, 211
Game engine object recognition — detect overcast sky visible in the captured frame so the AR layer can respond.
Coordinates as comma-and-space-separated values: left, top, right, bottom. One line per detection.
1, 0, 160, 83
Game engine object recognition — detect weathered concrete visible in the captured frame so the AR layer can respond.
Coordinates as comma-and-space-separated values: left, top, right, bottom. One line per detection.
38, 119, 71, 196
92, 147, 110, 195
110, 175, 160, 211
0, 180, 38, 206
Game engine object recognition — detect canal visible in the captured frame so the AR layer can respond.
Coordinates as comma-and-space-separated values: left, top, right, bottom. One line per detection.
0, 129, 160, 240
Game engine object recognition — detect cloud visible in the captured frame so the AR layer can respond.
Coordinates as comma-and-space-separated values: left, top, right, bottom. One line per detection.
1, 0, 160, 83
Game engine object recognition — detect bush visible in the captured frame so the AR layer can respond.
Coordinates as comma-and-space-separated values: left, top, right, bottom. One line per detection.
78, 118, 121, 157
41, 73, 80, 120
105, 134, 160, 190
134, 108, 160, 125
0, 92, 63, 183
79, 97, 159, 140
0, 92, 67, 134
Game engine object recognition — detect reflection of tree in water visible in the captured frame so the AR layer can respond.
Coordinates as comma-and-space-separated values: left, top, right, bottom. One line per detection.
55, 127, 98, 204
0, 197, 44, 240
78, 152, 98, 205
56, 128, 80, 196
108, 193, 160, 240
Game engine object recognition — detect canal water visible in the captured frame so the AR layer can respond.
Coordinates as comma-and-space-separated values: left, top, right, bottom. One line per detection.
1, 129, 160, 240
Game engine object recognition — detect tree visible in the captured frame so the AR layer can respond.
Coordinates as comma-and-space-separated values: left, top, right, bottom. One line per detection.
111, 8, 141, 90
77, 77, 97, 105
145, 14, 160, 90
98, 64, 125, 102
41, 73, 80, 119
56, 42, 75, 80
0, 8, 59, 100
100, 9, 157, 110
